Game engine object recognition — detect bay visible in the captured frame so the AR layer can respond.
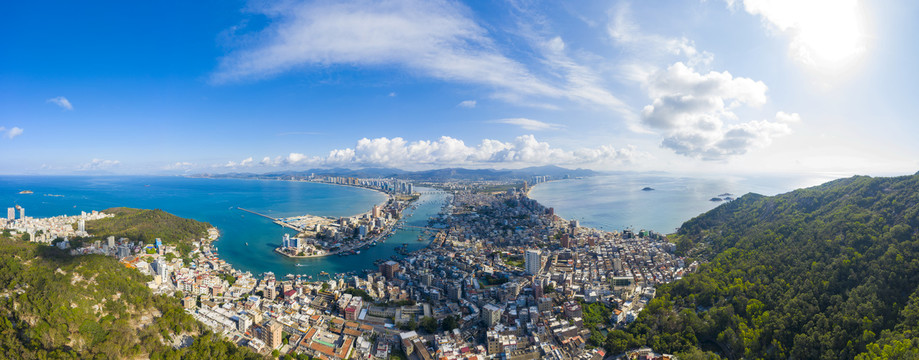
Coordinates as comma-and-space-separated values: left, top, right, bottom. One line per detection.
528, 172, 841, 234
0, 176, 448, 278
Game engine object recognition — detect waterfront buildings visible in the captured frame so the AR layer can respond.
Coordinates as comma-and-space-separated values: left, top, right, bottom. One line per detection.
1, 208, 111, 242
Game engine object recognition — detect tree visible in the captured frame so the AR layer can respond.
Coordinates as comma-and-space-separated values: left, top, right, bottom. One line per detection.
420, 316, 438, 333
441, 315, 459, 331
399, 319, 418, 331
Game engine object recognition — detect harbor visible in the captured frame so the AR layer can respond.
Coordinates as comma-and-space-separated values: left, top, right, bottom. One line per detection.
222, 187, 452, 279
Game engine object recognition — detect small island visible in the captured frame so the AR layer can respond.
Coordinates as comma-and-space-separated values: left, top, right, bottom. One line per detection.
18, 190, 33, 194
642, 187, 655, 191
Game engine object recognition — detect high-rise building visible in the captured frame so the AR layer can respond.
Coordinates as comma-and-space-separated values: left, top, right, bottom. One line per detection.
78, 219, 85, 233
16, 206, 24, 220
289, 236, 300, 249
155, 258, 168, 279
482, 303, 503, 327
525, 249, 541, 275
380, 260, 400, 280
265, 285, 277, 300
117, 245, 131, 259
372, 205, 381, 218
560, 234, 571, 248
237, 314, 252, 332
262, 320, 283, 349
6, 207, 14, 220
447, 281, 462, 300
107, 236, 116, 249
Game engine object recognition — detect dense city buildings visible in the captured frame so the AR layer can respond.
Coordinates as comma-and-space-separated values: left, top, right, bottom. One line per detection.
4, 177, 687, 359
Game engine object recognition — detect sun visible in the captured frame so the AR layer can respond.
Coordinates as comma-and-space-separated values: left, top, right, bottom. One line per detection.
745, 0, 867, 71
793, 0, 866, 68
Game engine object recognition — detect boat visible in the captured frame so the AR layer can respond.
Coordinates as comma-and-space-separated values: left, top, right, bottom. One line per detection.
355, 250, 360, 254
295, 263, 305, 267
319, 271, 329, 276
245, 242, 249, 246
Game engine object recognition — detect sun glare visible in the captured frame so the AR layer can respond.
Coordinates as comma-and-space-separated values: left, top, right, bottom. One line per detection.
745, 0, 867, 71
794, 0, 865, 68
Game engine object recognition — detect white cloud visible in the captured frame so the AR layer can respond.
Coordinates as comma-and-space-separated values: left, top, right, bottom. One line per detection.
457, 100, 477, 108
313, 135, 642, 168
1, 126, 23, 139
224, 157, 255, 168
388, 92, 397, 97
213, 0, 632, 114
79, 158, 120, 171
640, 63, 797, 159
736, 0, 865, 67
164, 162, 194, 170
492, 118, 563, 131
6, 127, 23, 139
237, 135, 645, 170
46, 96, 73, 110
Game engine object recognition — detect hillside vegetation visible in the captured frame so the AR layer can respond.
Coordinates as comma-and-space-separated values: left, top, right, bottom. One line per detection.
0, 233, 261, 359
82, 207, 211, 245
612, 174, 919, 359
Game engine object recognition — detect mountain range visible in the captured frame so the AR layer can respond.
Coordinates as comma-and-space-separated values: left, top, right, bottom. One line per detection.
193, 165, 600, 181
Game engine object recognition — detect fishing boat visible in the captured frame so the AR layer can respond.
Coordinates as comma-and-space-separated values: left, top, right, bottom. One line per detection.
245, 242, 249, 246
319, 271, 329, 276
295, 263, 305, 267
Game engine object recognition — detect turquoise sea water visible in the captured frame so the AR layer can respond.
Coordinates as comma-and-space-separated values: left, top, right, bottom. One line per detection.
0, 176, 448, 277
528, 173, 841, 234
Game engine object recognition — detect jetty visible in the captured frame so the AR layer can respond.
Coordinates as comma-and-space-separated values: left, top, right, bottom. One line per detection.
236, 207, 301, 230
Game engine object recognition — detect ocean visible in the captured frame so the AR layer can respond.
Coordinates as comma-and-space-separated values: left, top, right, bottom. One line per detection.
527, 172, 841, 234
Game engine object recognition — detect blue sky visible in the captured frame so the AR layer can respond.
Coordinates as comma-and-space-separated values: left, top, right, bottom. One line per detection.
2, 0, 917, 176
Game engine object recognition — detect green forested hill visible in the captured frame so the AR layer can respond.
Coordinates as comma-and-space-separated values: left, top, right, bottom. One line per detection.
612, 174, 919, 359
0, 233, 261, 359
82, 207, 212, 245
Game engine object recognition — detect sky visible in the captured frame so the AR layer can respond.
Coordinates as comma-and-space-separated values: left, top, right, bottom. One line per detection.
2, 0, 918, 176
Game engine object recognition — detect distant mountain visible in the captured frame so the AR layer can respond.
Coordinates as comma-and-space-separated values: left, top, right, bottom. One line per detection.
194, 165, 598, 182
618, 172, 919, 358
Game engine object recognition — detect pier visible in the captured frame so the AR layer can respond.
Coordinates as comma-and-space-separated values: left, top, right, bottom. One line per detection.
237, 207, 301, 230
396, 224, 441, 231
